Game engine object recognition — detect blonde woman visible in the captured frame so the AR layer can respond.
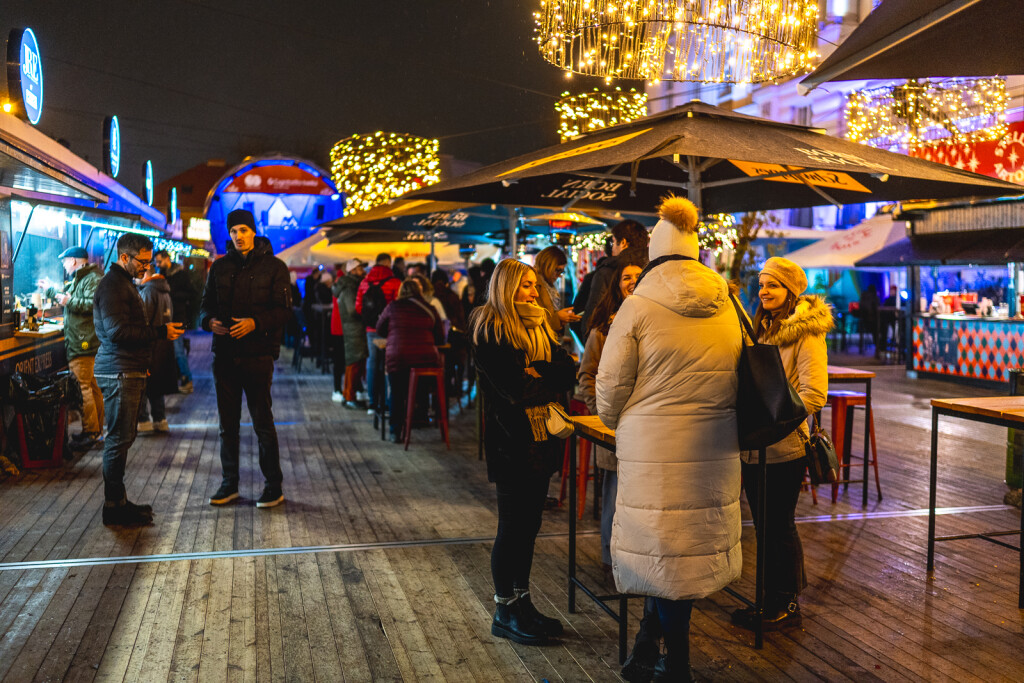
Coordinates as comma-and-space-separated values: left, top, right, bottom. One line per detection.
470, 258, 576, 645
533, 246, 580, 333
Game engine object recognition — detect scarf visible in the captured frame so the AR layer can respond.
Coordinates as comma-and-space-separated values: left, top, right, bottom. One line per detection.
514, 302, 552, 364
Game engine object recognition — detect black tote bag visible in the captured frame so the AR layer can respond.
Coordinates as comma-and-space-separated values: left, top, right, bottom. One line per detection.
729, 296, 808, 451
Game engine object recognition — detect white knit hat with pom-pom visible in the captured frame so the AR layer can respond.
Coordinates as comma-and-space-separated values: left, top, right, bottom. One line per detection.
649, 196, 700, 260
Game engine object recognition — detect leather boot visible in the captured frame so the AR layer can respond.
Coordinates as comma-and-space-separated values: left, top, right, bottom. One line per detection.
621, 598, 663, 682
491, 598, 548, 645
515, 591, 563, 636
652, 627, 692, 682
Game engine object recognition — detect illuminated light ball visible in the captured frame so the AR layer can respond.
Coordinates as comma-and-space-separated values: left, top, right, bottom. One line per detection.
330, 132, 441, 216
556, 88, 648, 141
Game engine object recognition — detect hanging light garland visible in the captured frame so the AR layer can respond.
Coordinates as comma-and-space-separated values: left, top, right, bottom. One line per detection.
568, 230, 612, 264
330, 132, 441, 216
557, 87, 649, 141
845, 78, 1008, 152
535, 0, 819, 84
698, 213, 737, 257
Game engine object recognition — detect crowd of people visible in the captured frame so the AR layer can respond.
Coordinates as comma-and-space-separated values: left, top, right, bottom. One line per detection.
61, 202, 835, 681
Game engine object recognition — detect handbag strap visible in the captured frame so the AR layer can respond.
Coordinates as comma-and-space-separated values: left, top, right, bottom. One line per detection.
729, 294, 758, 346
634, 254, 696, 289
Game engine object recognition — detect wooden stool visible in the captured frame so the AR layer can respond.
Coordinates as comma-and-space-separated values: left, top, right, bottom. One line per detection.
559, 398, 594, 519
826, 390, 882, 503
404, 367, 449, 450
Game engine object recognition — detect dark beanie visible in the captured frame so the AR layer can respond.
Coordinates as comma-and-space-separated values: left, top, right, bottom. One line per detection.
227, 209, 257, 231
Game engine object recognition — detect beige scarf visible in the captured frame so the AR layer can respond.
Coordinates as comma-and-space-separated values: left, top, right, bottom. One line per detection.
515, 302, 552, 364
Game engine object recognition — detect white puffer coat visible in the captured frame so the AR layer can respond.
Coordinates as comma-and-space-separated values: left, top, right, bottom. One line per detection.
596, 258, 743, 600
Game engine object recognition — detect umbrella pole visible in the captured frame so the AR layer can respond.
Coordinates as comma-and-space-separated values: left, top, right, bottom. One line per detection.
687, 156, 703, 214
430, 232, 437, 271
507, 208, 518, 259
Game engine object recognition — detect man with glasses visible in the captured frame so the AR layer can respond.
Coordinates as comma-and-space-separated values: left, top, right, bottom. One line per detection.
93, 233, 184, 526
200, 209, 291, 509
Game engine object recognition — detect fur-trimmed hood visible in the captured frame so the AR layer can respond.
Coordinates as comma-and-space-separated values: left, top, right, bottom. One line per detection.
766, 295, 834, 347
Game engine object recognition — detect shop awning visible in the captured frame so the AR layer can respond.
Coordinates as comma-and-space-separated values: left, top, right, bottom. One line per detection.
855, 228, 1024, 267
0, 134, 106, 202
783, 215, 907, 269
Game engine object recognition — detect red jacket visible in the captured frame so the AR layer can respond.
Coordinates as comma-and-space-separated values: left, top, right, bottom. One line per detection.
355, 264, 401, 331
374, 296, 443, 374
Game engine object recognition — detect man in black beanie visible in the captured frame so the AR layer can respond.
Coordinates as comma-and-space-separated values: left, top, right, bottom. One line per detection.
200, 209, 291, 508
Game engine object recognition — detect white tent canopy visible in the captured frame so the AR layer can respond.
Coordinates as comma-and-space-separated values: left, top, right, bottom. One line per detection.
276, 228, 500, 267
784, 215, 906, 269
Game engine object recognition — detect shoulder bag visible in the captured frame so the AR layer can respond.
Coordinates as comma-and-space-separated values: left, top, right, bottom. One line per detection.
805, 414, 839, 485
729, 296, 809, 450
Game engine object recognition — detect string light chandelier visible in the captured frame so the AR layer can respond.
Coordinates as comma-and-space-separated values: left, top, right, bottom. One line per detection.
535, 0, 819, 84
845, 78, 1008, 152
556, 87, 648, 141
330, 132, 441, 216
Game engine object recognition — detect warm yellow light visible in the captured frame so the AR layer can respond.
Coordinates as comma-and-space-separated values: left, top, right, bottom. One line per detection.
330, 133, 441, 216
556, 88, 648, 141
2, 102, 12, 113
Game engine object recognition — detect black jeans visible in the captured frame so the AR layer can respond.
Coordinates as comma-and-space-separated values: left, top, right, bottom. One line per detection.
388, 370, 410, 438
653, 597, 693, 665
213, 355, 283, 490
331, 335, 345, 392
97, 374, 148, 503
741, 456, 808, 602
491, 476, 550, 598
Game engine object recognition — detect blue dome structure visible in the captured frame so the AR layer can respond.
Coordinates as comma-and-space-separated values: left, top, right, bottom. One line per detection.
204, 154, 345, 254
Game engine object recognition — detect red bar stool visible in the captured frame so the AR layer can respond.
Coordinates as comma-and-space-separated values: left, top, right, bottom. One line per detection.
826, 389, 881, 503
559, 397, 593, 519
404, 366, 449, 450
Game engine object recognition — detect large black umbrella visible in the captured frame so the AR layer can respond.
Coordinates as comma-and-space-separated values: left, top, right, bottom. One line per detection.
800, 0, 1024, 92
402, 102, 1022, 215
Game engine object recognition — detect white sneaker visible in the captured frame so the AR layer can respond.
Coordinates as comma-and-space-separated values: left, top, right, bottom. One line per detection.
366, 408, 376, 416
137, 421, 154, 433
356, 391, 368, 402
332, 391, 344, 403
154, 419, 170, 432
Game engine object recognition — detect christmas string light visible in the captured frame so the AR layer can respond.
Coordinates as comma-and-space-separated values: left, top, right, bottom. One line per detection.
845, 78, 1008, 152
330, 132, 441, 216
534, 0, 819, 84
557, 88, 648, 141
698, 213, 737, 257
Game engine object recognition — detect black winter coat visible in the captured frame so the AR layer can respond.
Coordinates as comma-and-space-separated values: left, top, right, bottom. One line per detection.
94, 264, 168, 375
199, 237, 291, 359
472, 327, 576, 483
163, 262, 196, 327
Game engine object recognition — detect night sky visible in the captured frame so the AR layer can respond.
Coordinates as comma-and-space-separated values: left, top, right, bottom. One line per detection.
3, 1, 599, 193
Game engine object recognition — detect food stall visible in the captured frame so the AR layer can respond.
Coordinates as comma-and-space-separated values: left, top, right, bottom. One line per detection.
858, 199, 1024, 384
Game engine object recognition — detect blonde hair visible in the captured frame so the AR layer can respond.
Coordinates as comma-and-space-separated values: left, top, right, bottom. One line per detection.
470, 259, 555, 349
397, 278, 421, 300
412, 274, 434, 299
533, 246, 567, 285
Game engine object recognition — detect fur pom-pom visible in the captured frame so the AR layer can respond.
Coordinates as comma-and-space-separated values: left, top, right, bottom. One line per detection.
657, 196, 700, 234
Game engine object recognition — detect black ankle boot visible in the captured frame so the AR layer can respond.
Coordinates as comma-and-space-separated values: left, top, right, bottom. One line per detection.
731, 595, 801, 632
515, 592, 563, 636
491, 598, 548, 645
651, 654, 694, 682
621, 636, 660, 682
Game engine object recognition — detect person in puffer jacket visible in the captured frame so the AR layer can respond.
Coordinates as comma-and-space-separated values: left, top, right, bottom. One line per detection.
597, 196, 743, 680
731, 257, 832, 633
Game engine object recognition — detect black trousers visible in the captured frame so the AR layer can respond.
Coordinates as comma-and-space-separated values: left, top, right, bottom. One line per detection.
213, 355, 283, 490
330, 335, 345, 392
741, 456, 808, 603
491, 476, 550, 598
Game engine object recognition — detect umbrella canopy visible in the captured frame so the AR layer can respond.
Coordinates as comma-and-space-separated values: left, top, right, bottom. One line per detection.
856, 227, 1024, 267
784, 214, 907, 269
403, 102, 1022, 215
276, 228, 331, 267
800, 0, 1024, 92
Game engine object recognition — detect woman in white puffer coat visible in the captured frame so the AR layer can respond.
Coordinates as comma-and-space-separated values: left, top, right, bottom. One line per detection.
596, 196, 743, 680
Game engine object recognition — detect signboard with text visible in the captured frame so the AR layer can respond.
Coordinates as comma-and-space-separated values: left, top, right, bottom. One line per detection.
6, 28, 43, 125
223, 165, 336, 196
910, 121, 1024, 185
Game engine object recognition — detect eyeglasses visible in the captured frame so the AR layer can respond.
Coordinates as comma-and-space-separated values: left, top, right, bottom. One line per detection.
129, 255, 152, 267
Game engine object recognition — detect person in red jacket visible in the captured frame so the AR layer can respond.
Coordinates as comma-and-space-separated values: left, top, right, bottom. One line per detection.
355, 253, 402, 411
375, 279, 444, 443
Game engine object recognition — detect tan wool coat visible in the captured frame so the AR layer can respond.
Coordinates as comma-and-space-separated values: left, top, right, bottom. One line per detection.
577, 327, 615, 470
596, 259, 744, 601
740, 295, 833, 465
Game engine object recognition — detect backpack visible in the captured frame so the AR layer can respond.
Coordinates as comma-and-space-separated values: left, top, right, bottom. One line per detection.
361, 279, 389, 329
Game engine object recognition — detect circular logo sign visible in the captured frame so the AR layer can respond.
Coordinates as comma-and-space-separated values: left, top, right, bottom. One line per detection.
6, 28, 43, 125
103, 116, 120, 178
144, 160, 154, 206
168, 187, 178, 222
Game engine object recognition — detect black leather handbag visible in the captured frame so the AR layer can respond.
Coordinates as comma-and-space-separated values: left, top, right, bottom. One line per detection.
729, 296, 809, 451
805, 414, 839, 485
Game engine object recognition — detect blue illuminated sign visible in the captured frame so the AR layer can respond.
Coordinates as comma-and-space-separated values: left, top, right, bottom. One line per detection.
104, 116, 120, 178
143, 160, 154, 206
6, 28, 43, 125
168, 187, 178, 223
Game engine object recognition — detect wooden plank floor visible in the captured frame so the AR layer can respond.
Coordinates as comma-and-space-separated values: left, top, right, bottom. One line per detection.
1, 335, 1022, 681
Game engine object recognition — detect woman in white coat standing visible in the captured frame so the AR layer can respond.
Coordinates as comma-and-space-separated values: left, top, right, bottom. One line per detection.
597, 196, 743, 680
731, 257, 832, 632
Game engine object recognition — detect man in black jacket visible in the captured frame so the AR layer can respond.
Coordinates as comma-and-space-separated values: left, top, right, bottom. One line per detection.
94, 234, 183, 526
576, 220, 650, 339
155, 249, 196, 393
200, 209, 291, 508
